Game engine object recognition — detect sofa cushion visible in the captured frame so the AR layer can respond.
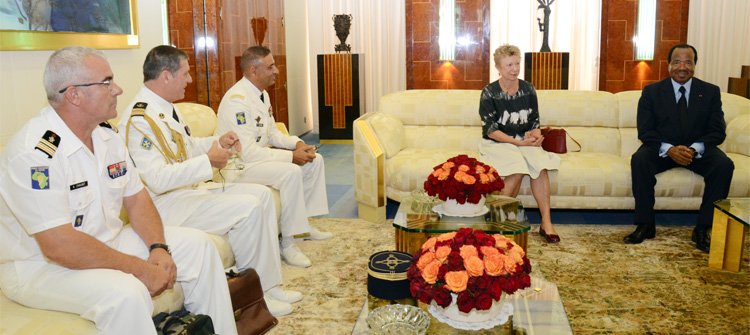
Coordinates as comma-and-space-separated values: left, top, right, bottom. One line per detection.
380, 90, 482, 126
726, 114, 750, 156
727, 153, 750, 197
564, 127, 620, 156
403, 125, 483, 152
537, 90, 619, 127
368, 113, 405, 159
174, 102, 217, 138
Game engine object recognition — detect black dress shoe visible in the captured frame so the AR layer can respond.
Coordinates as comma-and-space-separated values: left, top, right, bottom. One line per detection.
539, 227, 560, 243
692, 226, 711, 253
623, 225, 656, 244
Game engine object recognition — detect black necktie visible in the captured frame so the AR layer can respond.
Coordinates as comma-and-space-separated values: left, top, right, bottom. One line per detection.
677, 86, 688, 132
172, 107, 180, 123
259, 93, 264, 103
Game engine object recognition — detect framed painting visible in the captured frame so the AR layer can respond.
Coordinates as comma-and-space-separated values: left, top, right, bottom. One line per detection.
0, 0, 139, 51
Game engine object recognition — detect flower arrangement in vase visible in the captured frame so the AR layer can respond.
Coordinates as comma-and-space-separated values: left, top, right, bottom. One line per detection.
407, 228, 531, 325
423, 155, 505, 215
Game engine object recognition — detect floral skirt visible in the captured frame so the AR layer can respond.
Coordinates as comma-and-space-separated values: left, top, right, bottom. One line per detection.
478, 139, 560, 179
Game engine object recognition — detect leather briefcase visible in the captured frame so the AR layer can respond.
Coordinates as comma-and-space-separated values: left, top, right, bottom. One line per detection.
227, 269, 278, 335
540, 127, 581, 154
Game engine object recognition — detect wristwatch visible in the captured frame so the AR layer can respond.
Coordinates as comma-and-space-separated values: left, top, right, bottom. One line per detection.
149, 243, 171, 255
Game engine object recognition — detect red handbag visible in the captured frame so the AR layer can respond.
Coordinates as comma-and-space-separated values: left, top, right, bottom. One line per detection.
540, 127, 581, 154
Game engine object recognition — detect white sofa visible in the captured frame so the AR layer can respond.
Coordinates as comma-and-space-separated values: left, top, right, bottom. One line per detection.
0, 102, 283, 334
353, 90, 750, 223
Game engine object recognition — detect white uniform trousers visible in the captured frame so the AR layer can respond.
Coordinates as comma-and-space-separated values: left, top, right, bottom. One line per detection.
153, 183, 283, 291
234, 153, 328, 237
0, 227, 236, 335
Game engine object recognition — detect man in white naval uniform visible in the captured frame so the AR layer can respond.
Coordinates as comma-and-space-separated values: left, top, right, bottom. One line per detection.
0, 46, 237, 334
216, 46, 332, 268
117, 45, 301, 316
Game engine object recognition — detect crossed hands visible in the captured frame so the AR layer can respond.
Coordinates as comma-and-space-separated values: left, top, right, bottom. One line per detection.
519, 129, 544, 147
139, 249, 177, 297
292, 141, 316, 166
667, 145, 696, 166
207, 132, 242, 169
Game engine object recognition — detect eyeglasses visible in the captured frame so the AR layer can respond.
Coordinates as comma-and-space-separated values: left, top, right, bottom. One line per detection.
58, 80, 113, 94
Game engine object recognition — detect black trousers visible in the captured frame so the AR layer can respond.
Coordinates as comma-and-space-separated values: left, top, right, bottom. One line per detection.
631, 145, 734, 227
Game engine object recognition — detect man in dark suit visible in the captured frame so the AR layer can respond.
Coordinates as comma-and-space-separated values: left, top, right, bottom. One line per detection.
623, 44, 734, 252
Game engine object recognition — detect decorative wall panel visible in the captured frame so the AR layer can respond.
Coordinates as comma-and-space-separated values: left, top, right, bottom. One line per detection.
599, 0, 690, 93
406, 0, 490, 90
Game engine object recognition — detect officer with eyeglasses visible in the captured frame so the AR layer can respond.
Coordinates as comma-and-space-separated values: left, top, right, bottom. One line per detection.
0, 46, 238, 335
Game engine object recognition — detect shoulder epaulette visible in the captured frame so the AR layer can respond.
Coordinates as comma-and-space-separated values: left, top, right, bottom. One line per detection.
99, 121, 118, 133
35, 130, 60, 158
131, 102, 148, 117
230, 94, 245, 100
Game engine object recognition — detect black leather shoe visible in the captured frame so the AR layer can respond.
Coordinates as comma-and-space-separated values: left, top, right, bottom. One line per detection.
623, 225, 656, 244
692, 226, 711, 253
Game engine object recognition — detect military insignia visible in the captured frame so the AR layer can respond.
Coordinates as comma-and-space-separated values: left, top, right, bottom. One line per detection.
230, 94, 245, 100
184, 125, 191, 136
159, 113, 165, 119
256, 136, 261, 142
255, 116, 263, 127
74, 215, 83, 227
30, 166, 50, 190
99, 121, 118, 133
35, 130, 60, 158
134, 102, 148, 109
107, 161, 127, 179
269, 106, 273, 116
236, 112, 247, 125
141, 137, 153, 150
70, 181, 88, 191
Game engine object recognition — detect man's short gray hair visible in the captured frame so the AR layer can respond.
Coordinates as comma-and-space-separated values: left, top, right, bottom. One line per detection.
240, 46, 271, 73
43, 46, 106, 104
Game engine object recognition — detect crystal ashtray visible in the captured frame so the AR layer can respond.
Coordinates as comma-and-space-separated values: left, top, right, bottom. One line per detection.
366, 304, 430, 335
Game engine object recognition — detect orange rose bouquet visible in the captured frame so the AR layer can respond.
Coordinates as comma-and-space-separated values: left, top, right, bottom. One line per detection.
407, 228, 531, 313
423, 155, 505, 204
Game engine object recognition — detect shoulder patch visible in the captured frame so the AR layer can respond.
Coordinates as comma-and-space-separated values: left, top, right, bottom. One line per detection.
99, 121, 118, 133
230, 94, 245, 100
131, 102, 148, 117
35, 130, 60, 158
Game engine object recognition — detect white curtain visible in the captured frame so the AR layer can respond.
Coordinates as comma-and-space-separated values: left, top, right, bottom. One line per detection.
688, 0, 750, 93
306, 1, 406, 133
489, 0, 601, 91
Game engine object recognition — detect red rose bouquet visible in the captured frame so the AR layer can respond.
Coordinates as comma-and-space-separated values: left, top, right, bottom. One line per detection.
407, 228, 532, 313
423, 155, 505, 204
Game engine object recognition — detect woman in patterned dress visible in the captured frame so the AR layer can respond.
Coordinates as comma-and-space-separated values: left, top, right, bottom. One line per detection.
478, 45, 561, 243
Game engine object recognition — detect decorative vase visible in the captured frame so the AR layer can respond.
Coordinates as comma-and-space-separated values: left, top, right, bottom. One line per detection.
442, 195, 486, 216
332, 14, 352, 53
428, 292, 512, 330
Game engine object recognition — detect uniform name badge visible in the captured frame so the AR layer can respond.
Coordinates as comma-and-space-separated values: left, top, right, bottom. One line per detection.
74, 215, 83, 227
107, 161, 127, 179
30, 166, 50, 190
236, 112, 247, 125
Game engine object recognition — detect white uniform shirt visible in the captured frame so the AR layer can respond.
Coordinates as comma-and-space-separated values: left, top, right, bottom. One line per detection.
215, 77, 301, 164
118, 86, 216, 197
0, 106, 143, 282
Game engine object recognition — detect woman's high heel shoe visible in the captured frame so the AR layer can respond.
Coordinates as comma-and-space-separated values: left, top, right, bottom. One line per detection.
539, 227, 560, 243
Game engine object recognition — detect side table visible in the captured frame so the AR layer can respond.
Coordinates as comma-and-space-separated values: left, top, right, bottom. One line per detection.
708, 199, 749, 272
393, 195, 530, 255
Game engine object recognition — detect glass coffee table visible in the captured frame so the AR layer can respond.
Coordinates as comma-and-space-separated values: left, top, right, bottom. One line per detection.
351, 276, 573, 334
708, 199, 750, 272
393, 195, 531, 254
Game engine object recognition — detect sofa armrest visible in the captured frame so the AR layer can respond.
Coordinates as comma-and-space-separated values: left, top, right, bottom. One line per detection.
725, 114, 749, 156
353, 114, 386, 223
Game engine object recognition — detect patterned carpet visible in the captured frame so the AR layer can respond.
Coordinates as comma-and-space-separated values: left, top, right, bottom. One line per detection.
269, 218, 750, 335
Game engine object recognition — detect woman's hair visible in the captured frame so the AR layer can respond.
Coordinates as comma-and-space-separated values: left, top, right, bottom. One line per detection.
493, 44, 521, 65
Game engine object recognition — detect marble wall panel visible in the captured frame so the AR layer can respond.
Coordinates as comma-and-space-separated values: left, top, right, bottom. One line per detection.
600, 0, 689, 93
406, 0, 489, 90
